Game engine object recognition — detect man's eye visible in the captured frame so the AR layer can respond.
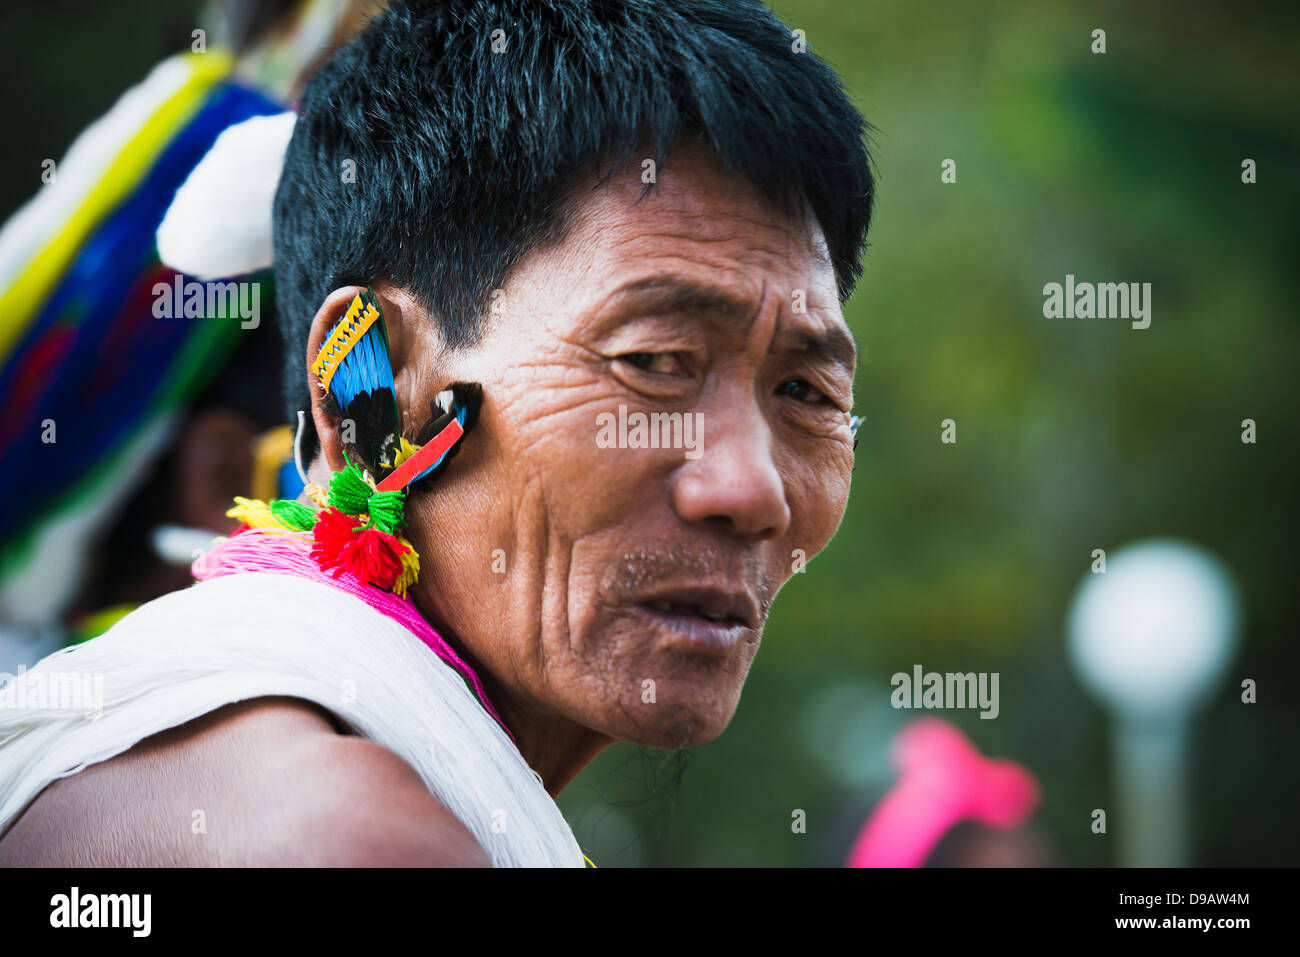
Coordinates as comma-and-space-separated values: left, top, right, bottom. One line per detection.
776, 378, 826, 404
619, 352, 687, 376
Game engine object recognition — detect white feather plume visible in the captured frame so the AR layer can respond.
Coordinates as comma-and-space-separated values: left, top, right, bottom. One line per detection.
156, 110, 297, 279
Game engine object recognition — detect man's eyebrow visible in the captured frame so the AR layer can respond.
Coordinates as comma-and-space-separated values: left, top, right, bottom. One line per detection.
605, 277, 755, 322
603, 275, 856, 372
793, 325, 857, 375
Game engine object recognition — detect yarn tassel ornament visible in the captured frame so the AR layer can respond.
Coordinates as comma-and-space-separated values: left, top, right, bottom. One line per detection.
310, 507, 406, 591
218, 289, 485, 597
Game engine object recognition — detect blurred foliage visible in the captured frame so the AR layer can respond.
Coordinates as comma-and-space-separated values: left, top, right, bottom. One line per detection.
3, 0, 1295, 867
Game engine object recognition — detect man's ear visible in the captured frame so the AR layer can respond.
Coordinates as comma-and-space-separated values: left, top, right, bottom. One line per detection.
306, 284, 434, 477
305, 285, 368, 475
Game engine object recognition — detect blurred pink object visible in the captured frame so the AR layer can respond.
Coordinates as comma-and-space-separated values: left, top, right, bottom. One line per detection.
845, 718, 1040, 867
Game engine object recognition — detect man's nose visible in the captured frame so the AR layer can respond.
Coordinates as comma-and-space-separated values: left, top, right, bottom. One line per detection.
670, 413, 791, 541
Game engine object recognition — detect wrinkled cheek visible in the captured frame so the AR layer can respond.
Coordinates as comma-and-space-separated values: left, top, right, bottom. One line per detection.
497, 443, 608, 659
520, 408, 667, 531
786, 461, 853, 562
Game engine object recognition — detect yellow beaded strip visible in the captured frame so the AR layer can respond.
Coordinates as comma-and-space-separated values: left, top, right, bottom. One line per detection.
311, 294, 380, 393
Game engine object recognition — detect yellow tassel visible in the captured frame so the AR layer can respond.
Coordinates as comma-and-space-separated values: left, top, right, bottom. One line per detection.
392, 540, 421, 598
227, 496, 283, 531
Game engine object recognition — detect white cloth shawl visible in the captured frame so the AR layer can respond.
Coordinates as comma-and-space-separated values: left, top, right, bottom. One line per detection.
0, 572, 584, 867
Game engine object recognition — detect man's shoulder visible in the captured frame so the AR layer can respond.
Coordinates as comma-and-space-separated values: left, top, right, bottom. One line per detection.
0, 696, 489, 867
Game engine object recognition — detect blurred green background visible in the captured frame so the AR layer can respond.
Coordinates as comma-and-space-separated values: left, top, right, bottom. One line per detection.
3, 0, 1295, 866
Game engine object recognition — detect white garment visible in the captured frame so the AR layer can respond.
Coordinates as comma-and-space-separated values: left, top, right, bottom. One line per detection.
0, 572, 584, 867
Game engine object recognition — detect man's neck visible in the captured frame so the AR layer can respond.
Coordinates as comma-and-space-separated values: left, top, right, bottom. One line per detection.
474, 669, 615, 797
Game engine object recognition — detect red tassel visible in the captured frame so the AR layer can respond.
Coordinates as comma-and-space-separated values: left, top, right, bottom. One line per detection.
311, 507, 357, 571
352, 527, 404, 589
311, 507, 404, 590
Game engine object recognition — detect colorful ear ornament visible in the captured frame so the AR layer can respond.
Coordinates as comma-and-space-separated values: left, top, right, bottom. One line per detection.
311, 287, 400, 476
221, 289, 482, 597
377, 383, 481, 492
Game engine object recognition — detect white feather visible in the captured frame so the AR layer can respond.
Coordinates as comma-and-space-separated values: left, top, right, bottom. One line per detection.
156, 111, 297, 279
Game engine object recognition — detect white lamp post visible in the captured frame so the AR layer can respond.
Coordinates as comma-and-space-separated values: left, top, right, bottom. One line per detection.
1066, 539, 1240, 867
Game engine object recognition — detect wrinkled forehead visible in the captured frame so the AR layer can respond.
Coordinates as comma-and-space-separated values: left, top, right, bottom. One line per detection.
586, 143, 830, 270
524, 142, 843, 325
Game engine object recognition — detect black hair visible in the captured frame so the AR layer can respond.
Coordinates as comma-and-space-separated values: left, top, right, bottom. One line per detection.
273, 0, 875, 436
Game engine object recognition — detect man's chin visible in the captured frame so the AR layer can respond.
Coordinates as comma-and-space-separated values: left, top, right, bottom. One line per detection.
570, 611, 761, 748
616, 716, 728, 752
597, 677, 743, 751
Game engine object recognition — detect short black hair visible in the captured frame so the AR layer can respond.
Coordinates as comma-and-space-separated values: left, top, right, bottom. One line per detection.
273, 0, 875, 429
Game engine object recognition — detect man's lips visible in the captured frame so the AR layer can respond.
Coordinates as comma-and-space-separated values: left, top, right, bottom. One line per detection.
627, 585, 760, 655
634, 585, 759, 628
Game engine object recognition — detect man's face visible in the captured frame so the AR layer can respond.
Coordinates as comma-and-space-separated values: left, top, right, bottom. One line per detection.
401, 141, 856, 750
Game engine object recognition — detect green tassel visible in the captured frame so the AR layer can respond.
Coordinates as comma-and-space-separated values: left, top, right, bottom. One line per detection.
323, 458, 406, 534
270, 499, 318, 530
328, 463, 373, 516
366, 489, 406, 535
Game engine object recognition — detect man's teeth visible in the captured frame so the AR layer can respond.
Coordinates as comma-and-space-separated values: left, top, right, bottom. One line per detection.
646, 600, 731, 623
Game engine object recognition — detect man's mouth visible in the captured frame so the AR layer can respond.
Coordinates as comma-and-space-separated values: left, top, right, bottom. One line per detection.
630, 586, 759, 656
